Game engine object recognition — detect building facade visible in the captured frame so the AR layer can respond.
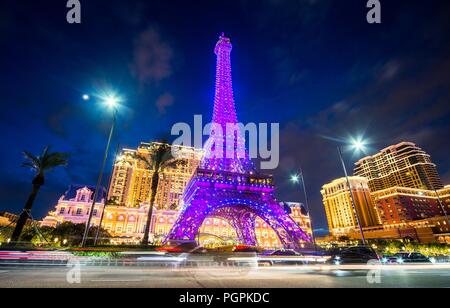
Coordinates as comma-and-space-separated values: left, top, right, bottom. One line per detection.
326, 216, 449, 244
372, 186, 450, 225
41, 185, 106, 228
0, 211, 27, 227
321, 177, 381, 236
107, 142, 203, 209
354, 142, 443, 192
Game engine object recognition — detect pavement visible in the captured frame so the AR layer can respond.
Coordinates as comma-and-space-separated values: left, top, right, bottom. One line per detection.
1, 264, 449, 288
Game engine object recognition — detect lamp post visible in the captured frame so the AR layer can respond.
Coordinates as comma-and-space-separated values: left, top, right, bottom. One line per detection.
290, 169, 316, 250
337, 140, 367, 246
81, 96, 119, 248
93, 144, 121, 246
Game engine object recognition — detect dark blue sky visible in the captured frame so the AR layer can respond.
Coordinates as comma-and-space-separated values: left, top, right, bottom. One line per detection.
1, 0, 450, 234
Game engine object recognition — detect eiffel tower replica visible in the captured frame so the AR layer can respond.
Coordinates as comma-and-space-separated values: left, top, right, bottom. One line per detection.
166, 34, 310, 249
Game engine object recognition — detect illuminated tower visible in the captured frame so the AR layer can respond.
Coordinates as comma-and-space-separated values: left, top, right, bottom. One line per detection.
166, 34, 310, 249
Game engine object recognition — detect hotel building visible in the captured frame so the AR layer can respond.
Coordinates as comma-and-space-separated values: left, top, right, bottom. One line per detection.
108, 142, 203, 209
372, 185, 450, 225
321, 176, 381, 236
354, 142, 443, 192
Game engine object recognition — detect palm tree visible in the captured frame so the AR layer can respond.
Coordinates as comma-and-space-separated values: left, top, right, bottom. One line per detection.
132, 142, 185, 245
10, 147, 69, 244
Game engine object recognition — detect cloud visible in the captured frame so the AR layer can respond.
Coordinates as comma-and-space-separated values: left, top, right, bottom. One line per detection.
377, 60, 401, 82
155, 92, 174, 114
130, 27, 174, 86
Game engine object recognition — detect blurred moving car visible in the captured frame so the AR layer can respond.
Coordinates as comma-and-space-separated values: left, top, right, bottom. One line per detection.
382, 252, 431, 264
232, 245, 261, 253
329, 246, 379, 265
155, 240, 198, 253
257, 249, 306, 266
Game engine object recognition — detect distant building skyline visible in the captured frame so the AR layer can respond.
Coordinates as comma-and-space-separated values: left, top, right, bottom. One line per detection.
320, 140, 450, 240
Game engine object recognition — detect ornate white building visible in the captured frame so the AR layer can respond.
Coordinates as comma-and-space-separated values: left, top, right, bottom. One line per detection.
41, 185, 106, 228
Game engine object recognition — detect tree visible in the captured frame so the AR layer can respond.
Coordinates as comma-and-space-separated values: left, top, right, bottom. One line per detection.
338, 235, 350, 243
52, 222, 110, 246
10, 147, 69, 245
132, 142, 185, 245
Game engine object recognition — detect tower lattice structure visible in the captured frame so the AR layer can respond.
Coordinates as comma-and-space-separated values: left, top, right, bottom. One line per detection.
166, 34, 310, 249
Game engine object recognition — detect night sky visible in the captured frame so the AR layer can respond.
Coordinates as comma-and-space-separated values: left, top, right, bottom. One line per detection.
1, 0, 450, 234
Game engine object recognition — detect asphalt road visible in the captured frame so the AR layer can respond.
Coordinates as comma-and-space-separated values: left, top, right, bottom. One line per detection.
0, 264, 449, 288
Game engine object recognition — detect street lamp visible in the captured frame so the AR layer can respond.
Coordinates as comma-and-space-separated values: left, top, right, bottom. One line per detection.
337, 138, 367, 246
81, 94, 120, 248
290, 169, 317, 250
93, 144, 122, 246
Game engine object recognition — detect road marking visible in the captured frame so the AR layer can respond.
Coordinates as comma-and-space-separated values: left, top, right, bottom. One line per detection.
90, 279, 143, 282
0, 271, 9, 274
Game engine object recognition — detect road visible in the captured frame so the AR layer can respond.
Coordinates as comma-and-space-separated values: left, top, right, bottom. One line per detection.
0, 264, 449, 288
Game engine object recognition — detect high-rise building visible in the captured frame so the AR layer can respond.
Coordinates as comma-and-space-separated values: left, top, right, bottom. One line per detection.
354, 142, 443, 192
321, 177, 381, 236
107, 142, 203, 209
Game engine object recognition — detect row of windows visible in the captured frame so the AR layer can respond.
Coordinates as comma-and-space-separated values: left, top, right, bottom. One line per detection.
59, 207, 97, 216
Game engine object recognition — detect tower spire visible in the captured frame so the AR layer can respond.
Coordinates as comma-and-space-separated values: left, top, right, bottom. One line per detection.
212, 34, 237, 126
202, 34, 252, 173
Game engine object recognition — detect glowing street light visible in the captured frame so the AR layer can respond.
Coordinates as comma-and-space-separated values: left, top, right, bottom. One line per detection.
105, 95, 119, 109
351, 138, 366, 152
81, 92, 122, 247
290, 174, 300, 184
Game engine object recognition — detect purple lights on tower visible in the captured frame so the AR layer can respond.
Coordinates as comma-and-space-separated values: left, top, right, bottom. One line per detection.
203, 34, 251, 173
213, 34, 237, 126
165, 34, 311, 249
